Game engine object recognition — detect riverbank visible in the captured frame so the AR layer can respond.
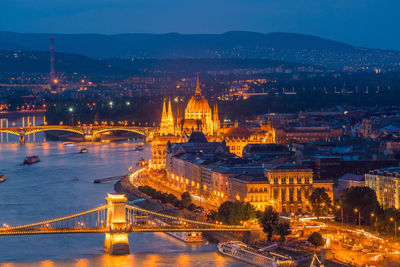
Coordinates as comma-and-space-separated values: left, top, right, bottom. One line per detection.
115, 175, 244, 243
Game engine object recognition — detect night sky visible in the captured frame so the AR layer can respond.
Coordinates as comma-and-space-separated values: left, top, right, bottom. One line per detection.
0, 0, 399, 50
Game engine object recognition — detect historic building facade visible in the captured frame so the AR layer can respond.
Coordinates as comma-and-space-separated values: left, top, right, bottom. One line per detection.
365, 167, 400, 209
229, 165, 333, 213
222, 120, 276, 157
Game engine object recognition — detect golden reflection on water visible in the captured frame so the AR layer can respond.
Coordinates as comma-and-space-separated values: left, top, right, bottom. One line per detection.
214, 251, 230, 267
75, 258, 88, 267
101, 254, 135, 267
41, 260, 54, 267
1, 263, 14, 267
176, 253, 190, 267
142, 254, 160, 267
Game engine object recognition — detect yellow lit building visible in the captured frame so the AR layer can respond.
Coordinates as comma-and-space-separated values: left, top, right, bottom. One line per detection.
222, 120, 276, 157
229, 165, 334, 213
365, 167, 400, 209
180, 75, 220, 136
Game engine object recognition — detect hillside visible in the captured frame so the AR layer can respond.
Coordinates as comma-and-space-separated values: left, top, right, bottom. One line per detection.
0, 31, 399, 70
0, 50, 320, 77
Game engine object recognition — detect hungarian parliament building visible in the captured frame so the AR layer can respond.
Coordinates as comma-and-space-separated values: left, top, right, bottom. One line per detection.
149, 76, 276, 170
147, 76, 334, 212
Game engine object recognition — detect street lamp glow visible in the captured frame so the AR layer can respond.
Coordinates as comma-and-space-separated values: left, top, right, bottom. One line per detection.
68, 107, 74, 112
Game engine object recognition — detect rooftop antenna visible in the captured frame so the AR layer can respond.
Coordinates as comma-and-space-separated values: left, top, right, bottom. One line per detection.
50, 36, 56, 84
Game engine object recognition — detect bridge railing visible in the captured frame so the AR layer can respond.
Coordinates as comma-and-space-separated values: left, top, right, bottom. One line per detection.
125, 205, 250, 231
0, 205, 108, 231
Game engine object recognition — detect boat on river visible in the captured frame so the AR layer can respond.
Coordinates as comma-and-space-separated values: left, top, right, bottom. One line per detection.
79, 148, 88, 154
217, 241, 296, 267
63, 142, 75, 147
166, 231, 203, 243
0, 174, 6, 183
23, 155, 40, 165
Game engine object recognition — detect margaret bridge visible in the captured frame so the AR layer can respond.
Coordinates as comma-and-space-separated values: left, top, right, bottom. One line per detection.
0, 125, 155, 144
0, 194, 251, 254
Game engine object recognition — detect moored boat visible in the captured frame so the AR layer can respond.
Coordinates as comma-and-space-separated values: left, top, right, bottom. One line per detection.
217, 241, 296, 267
135, 145, 144, 151
166, 231, 203, 243
136, 158, 147, 167
0, 174, 6, 183
23, 155, 40, 165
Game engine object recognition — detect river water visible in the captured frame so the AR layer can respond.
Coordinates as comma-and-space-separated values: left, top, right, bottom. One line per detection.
0, 133, 247, 266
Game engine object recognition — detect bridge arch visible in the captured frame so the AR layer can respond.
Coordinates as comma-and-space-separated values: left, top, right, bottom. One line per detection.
0, 129, 20, 136
25, 127, 85, 135
93, 128, 146, 136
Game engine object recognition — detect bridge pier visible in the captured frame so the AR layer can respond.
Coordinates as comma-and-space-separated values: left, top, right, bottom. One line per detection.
104, 193, 130, 255
19, 133, 25, 144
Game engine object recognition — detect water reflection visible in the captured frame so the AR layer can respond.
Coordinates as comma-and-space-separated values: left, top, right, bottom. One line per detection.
0, 142, 247, 266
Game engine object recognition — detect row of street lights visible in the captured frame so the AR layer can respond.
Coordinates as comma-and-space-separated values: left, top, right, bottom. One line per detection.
336, 205, 400, 239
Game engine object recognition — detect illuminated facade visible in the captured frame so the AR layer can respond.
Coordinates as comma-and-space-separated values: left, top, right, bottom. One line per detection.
180, 75, 220, 136
365, 167, 400, 209
229, 166, 333, 213
222, 120, 276, 157
150, 76, 221, 169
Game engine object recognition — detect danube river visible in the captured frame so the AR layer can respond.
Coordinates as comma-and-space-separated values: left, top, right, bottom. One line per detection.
0, 137, 248, 266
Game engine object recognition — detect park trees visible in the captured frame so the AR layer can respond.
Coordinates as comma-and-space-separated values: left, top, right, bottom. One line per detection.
307, 232, 325, 248
211, 200, 257, 225
339, 186, 380, 225
259, 206, 279, 241
309, 187, 332, 217
180, 192, 192, 208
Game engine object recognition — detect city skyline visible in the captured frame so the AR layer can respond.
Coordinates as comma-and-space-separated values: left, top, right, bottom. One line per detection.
1, 0, 400, 51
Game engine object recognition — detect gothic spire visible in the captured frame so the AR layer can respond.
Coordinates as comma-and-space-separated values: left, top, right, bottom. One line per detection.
195, 73, 201, 95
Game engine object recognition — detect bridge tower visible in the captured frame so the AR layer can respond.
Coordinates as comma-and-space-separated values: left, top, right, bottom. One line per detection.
104, 193, 130, 255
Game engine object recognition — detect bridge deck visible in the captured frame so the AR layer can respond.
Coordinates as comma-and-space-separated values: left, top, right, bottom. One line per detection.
0, 226, 250, 235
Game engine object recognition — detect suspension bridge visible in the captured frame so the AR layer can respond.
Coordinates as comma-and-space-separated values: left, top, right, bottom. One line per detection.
0, 194, 251, 254
0, 125, 154, 144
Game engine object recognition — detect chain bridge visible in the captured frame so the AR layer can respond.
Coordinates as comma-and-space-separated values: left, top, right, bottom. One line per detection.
0, 194, 250, 255
0, 125, 154, 144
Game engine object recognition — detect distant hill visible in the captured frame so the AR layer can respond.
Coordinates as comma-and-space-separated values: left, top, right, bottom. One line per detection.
0, 31, 399, 70
0, 50, 320, 77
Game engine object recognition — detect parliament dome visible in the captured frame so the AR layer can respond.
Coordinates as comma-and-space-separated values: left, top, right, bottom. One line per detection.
184, 76, 212, 120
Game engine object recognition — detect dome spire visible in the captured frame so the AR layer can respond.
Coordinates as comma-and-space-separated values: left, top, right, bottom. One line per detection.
195, 73, 201, 95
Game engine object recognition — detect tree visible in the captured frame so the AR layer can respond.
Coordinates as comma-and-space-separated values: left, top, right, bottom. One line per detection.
218, 201, 233, 224
187, 203, 197, 212
259, 206, 279, 241
276, 221, 291, 244
340, 186, 380, 225
166, 193, 178, 204
308, 232, 325, 248
309, 188, 332, 217
227, 201, 257, 225
180, 192, 192, 208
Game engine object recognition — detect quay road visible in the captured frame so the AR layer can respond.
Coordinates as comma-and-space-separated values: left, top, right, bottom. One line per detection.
128, 168, 219, 211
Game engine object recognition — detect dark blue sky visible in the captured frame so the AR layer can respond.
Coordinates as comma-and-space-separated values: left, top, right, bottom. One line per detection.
1, 0, 399, 50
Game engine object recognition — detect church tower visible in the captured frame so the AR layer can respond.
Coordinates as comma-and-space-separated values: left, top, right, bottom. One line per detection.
159, 98, 175, 136
166, 98, 175, 134
213, 102, 220, 134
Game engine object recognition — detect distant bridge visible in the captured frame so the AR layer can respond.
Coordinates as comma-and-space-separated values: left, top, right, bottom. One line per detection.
0, 194, 250, 254
0, 125, 154, 143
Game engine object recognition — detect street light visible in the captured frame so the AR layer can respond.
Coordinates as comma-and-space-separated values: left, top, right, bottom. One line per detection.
390, 217, 397, 239
370, 213, 375, 231
336, 205, 343, 229
354, 208, 361, 230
